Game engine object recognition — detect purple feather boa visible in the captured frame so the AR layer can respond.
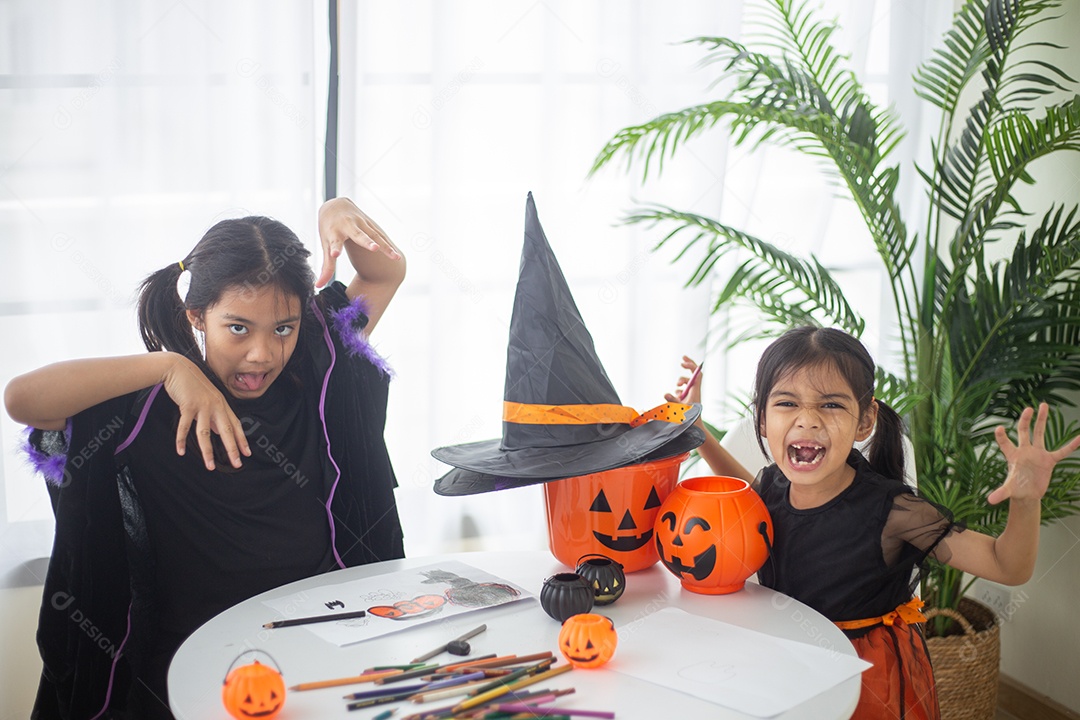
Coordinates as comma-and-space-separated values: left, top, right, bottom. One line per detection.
21, 422, 71, 487
330, 295, 394, 379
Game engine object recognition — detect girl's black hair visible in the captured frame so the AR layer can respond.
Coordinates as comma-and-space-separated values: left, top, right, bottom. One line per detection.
751, 326, 906, 482
137, 216, 315, 362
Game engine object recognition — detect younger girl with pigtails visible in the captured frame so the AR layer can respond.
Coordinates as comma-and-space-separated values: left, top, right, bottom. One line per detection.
6, 198, 407, 720
670, 327, 1080, 720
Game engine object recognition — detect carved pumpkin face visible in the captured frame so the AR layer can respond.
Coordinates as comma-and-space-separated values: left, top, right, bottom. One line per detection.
544, 454, 686, 573
558, 613, 618, 669
222, 660, 285, 719
574, 555, 626, 606
588, 485, 661, 553
656, 511, 717, 582
654, 476, 773, 595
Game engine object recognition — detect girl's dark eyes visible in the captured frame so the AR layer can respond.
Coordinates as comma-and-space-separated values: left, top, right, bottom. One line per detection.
228, 324, 247, 335
275, 326, 295, 337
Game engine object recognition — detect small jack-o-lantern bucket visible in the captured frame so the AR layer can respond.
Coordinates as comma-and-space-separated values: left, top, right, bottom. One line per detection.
654, 475, 773, 594
222, 653, 285, 720
544, 453, 686, 573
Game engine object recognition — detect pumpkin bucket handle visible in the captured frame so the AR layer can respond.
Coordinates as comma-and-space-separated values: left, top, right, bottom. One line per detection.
756, 521, 772, 558
576, 553, 623, 569
923, 606, 977, 636
223, 650, 284, 684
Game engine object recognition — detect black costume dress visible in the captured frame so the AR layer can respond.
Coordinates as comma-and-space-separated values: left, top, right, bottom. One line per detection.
756, 450, 957, 719
27, 282, 404, 719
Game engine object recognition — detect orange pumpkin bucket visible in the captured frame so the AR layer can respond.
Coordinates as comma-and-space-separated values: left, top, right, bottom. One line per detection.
654, 475, 773, 594
544, 453, 687, 573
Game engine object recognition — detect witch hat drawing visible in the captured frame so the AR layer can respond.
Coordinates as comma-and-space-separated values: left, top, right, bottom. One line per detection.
432, 193, 704, 496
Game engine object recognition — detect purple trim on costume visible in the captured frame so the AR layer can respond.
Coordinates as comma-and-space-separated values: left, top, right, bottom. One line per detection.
89, 601, 132, 720
115, 384, 163, 455
329, 295, 394, 378
313, 298, 347, 570
20, 422, 70, 487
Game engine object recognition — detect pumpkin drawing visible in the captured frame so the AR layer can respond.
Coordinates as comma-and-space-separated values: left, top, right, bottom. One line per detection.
544, 453, 686, 572
558, 613, 617, 669
222, 658, 285, 719
654, 475, 773, 594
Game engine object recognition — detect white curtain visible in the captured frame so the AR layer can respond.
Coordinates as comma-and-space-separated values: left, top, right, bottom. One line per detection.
0, 0, 327, 583
337, 0, 952, 557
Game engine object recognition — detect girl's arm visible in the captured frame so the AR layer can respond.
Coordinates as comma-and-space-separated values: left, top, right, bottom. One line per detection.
940, 404, 1080, 585
315, 197, 406, 334
666, 355, 754, 484
4, 353, 251, 471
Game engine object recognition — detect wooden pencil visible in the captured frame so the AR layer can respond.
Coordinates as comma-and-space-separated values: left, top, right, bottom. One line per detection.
290, 668, 403, 691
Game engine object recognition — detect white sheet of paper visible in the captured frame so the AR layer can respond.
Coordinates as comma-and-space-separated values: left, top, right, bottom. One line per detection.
612, 607, 870, 717
261, 560, 532, 646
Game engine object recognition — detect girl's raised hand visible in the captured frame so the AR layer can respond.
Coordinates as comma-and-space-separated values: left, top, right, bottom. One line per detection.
316, 197, 401, 288
988, 403, 1080, 505
162, 356, 251, 471
664, 356, 704, 405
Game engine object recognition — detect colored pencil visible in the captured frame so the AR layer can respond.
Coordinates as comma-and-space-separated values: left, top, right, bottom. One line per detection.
678, 362, 704, 402
263, 608, 367, 628
452, 664, 571, 713
291, 668, 403, 691
491, 705, 615, 719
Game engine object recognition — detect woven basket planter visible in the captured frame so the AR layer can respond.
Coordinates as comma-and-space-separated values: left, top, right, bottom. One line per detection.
925, 598, 1000, 720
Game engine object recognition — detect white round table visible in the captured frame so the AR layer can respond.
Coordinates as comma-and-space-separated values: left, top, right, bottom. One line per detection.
169, 551, 860, 719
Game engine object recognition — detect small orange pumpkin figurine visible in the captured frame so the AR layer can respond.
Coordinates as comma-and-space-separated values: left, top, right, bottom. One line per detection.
222, 655, 285, 719
558, 613, 617, 669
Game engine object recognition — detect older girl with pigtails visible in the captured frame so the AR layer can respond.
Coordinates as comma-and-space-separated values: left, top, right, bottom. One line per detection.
6, 198, 406, 720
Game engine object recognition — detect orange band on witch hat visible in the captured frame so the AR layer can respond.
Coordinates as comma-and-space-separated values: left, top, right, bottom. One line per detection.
503, 401, 692, 427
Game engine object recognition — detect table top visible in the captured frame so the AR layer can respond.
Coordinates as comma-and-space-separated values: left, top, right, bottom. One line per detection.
169, 551, 860, 719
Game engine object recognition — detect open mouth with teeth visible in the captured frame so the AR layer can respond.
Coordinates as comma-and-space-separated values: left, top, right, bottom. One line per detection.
787, 442, 826, 467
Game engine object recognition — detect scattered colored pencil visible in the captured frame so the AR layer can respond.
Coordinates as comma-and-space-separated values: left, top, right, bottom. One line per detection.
263, 608, 367, 628
491, 704, 615, 719
291, 668, 403, 691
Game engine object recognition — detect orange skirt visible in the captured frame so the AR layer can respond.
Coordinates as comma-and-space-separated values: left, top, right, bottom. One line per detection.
849, 619, 940, 720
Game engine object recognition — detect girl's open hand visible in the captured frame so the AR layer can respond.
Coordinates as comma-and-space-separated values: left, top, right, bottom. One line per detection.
316, 197, 401, 288
988, 403, 1080, 505
664, 355, 704, 405
162, 356, 251, 471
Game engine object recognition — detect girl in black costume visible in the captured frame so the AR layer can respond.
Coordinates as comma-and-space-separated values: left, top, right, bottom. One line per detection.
6, 198, 406, 719
670, 327, 1080, 720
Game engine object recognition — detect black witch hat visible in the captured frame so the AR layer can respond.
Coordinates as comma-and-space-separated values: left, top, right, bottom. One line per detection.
431, 193, 703, 496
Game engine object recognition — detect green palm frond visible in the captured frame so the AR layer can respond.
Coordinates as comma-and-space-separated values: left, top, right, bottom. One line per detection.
914, 0, 991, 113
926, 1, 1071, 265
625, 205, 865, 335
745, 0, 905, 160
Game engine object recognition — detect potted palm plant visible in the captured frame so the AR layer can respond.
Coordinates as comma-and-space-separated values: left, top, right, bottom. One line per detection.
592, 0, 1080, 714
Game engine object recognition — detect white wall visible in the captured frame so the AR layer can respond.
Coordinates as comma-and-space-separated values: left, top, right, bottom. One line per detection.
0, 584, 42, 718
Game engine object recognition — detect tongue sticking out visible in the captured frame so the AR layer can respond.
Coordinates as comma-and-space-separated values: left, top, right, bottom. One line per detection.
235, 373, 267, 392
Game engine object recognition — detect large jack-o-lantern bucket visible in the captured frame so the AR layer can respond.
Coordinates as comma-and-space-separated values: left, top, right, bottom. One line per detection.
544, 453, 687, 572
654, 475, 773, 594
